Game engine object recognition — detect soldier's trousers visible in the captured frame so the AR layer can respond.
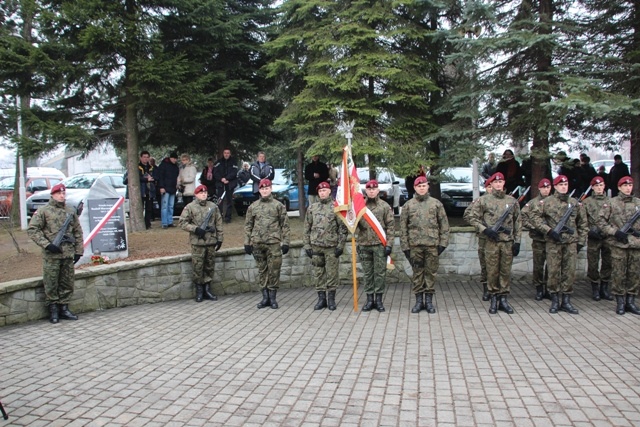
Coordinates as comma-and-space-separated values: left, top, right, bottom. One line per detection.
610, 246, 640, 296
531, 239, 548, 287
253, 243, 283, 290
43, 257, 75, 305
545, 242, 576, 294
310, 245, 339, 291
409, 245, 439, 295
587, 238, 612, 283
191, 245, 216, 284
357, 244, 386, 294
484, 240, 513, 295
478, 235, 487, 284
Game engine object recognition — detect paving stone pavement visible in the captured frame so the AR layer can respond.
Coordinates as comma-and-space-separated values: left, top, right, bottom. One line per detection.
1, 275, 640, 427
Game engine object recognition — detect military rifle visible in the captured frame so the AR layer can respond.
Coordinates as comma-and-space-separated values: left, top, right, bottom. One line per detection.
51, 213, 75, 248
199, 190, 225, 233
487, 186, 531, 235
620, 207, 640, 238
579, 186, 592, 202
552, 203, 576, 237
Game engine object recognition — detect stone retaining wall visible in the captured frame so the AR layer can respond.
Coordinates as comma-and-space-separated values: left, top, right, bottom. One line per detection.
0, 228, 588, 326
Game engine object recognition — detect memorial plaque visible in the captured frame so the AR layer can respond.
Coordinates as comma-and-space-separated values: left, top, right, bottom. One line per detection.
87, 198, 128, 253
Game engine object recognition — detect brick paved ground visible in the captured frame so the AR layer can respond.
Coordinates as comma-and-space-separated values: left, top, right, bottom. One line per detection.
1, 275, 639, 426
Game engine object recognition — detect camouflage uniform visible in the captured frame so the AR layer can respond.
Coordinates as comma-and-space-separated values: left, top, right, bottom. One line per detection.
179, 199, 223, 285
466, 190, 521, 296
464, 194, 488, 298
582, 194, 612, 287
521, 194, 548, 293
303, 197, 347, 292
244, 195, 290, 290
400, 193, 449, 295
27, 199, 84, 305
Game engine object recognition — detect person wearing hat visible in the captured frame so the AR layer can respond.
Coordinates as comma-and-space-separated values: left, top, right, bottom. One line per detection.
357, 179, 395, 312
466, 172, 521, 314
156, 151, 180, 228
464, 180, 493, 301
582, 175, 613, 301
244, 178, 291, 309
179, 184, 223, 302
27, 184, 84, 323
530, 175, 588, 314
520, 178, 552, 301
597, 176, 640, 315
303, 181, 348, 310
400, 175, 449, 313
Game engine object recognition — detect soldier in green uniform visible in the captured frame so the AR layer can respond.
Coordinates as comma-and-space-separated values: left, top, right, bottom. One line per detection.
530, 175, 588, 315
357, 179, 395, 312
520, 178, 551, 300
303, 181, 348, 311
400, 176, 449, 313
582, 176, 613, 301
179, 184, 223, 302
28, 183, 84, 323
464, 180, 492, 301
466, 172, 521, 314
597, 176, 640, 315
245, 178, 291, 309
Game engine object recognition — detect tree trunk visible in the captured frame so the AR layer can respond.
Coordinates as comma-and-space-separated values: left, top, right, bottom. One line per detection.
125, 78, 144, 232
631, 129, 640, 197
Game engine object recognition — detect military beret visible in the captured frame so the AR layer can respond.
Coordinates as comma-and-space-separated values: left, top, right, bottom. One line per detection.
259, 178, 272, 188
538, 178, 551, 188
553, 175, 568, 186
50, 183, 66, 194
414, 176, 428, 186
365, 180, 378, 189
316, 181, 330, 191
618, 176, 633, 187
194, 184, 208, 194
486, 172, 505, 185
590, 176, 605, 186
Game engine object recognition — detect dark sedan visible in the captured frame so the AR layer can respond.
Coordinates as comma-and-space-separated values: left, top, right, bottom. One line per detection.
438, 167, 485, 215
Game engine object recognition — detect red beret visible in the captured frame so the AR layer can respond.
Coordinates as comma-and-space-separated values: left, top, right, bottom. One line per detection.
194, 184, 208, 194
50, 183, 66, 194
316, 181, 330, 191
414, 176, 428, 186
538, 178, 551, 188
486, 172, 504, 185
259, 178, 272, 188
590, 176, 605, 186
365, 180, 378, 189
553, 175, 568, 186
618, 176, 633, 187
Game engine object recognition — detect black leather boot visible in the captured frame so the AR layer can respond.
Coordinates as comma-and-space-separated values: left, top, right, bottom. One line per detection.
560, 294, 579, 315
535, 286, 544, 301
549, 293, 559, 314
600, 282, 613, 301
314, 291, 327, 310
411, 293, 424, 313
489, 295, 498, 314
375, 294, 385, 312
203, 283, 218, 301
498, 295, 514, 314
257, 288, 270, 309
269, 289, 279, 309
327, 291, 337, 311
59, 304, 78, 320
362, 294, 375, 311
195, 284, 204, 303
591, 282, 601, 301
615, 295, 626, 315
543, 286, 552, 300
424, 293, 435, 314
482, 283, 490, 301
625, 294, 640, 315
49, 304, 59, 324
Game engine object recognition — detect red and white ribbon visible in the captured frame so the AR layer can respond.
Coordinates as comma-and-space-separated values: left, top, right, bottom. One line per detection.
83, 196, 125, 248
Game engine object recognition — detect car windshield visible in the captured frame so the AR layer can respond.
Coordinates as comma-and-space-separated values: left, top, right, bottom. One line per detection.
63, 175, 98, 189
0, 177, 14, 190
357, 169, 392, 184
441, 168, 473, 183
273, 169, 295, 186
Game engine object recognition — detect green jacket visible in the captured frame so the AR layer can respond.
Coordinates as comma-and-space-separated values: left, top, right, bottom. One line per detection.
530, 192, 587, 245
244, 195, 290, 246
466, 190, 521, 243
303, 197, 347, 250
400, 193, 449, 250
27, 199, 84, 259
597, 193, 640, 249
179, 199, 223, 246
582, 193, 609, 229
521, 194, 547, 242
355, 196, 395, 247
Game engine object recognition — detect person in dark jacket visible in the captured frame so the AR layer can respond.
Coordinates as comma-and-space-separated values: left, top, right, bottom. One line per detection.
304, 155, 329, 205
124, 150, 156, 229
495, 149, 523, 194
608, 154, 630, 197
200, 158, 216, 197
156, 152, 180, 228
237, 162, 251, 187
250, 151, 275, 195
213, 148, 239, 223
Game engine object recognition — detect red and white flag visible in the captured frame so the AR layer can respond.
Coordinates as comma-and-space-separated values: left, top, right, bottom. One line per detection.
334, 145, 366, 234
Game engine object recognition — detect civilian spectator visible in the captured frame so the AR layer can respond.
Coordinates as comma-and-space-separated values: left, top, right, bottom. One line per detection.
178, 153, 198, 206
213, 148, 239, 223
157, 151, 180, 228
304, 155, 329, 205
250, 151, 275, 195
481, 153, 497, 179
495, 149, 523, 194
200, 157, 216, 197
608, 154, 630, 197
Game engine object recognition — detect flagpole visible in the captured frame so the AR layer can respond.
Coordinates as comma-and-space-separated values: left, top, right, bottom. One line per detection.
344, 125, 359, 311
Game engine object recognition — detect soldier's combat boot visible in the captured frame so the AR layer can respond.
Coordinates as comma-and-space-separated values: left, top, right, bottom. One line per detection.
600, 281, 613, 301
535, 286, 544, 301
498, 295, 514, 314
482, 283, 490, 301
411, 293, 424, 313
59, 304, 78, 320
269, 289, 279, 309
625, 294, 640, 315
362, 294, 375, 311
195, 284, 204, 303
375, 294, 385, 312
489, 295, 498, 314
327, 291, 337, 311
203, 283, 218, 301
549, 293, 559, 314
49, 304, 59, 324
560, 294, 579, 315
257, 288, 270, 309
615, 295, 626, 315
425, 293, 436, 314
543, 286, 552, 300
314, 291, 327, 310
591, 282, 601, 301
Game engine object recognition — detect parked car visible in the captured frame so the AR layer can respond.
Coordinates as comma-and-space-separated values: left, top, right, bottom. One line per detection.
26, 172, 126, 217
356, 167, 402, 214
232, 169, 308, 216
0, 167, 66, 217
437, 167, 485, 216
591, 159, 631, 174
